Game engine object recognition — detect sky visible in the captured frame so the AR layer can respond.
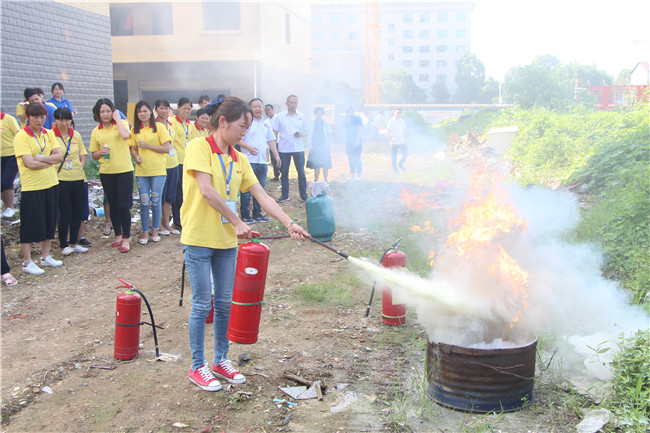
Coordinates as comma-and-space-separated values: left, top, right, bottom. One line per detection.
470, 0, 650, 81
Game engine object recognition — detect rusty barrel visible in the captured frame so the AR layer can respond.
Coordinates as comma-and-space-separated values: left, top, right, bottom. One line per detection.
426, 339, 537, 413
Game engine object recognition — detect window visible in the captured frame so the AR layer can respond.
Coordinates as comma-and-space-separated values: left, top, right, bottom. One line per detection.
437, 12, 448, 23
456, 29, 466, 38
420, 29, 429, 38
437, 29, 447, 38
285, 12, 291, 44
388, 53, 395, 61
420, 12, 430, 23
388, 38, 395, 46
348, 31, 358, 40
437, 74, 447, 82
420, 45, 430, 53
403, 46, 413, 53
313, 32, 322, 41
348, 14, 359, 24
456, 12, 466, 22
420, 59, 430, 67
111, 3, 173, 36
203, 1, 240, 31
456, 45, 466, 53
419, 74, 429, 82
330, 31, 340, 40
313, 14, 323, 25
403, 60, 413, 68
388, 23, 395, 31
437, 45, 447, 53
437, 59, 447, 67
330, 14, 340, 25
403, 13, 413, 23
403, 30, 413, 39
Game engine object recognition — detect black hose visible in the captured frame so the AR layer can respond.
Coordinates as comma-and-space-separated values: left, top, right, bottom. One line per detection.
132, 288, 161, 358
259, 233, 350, 259
179, 261, 186, 306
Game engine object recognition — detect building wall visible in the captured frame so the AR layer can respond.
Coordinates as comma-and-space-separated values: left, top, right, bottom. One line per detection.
1, 0, 114, 141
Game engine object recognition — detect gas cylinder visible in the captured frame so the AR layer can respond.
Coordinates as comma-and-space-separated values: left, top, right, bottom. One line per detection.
306, 193, 335, 242
227, 233, 270, 344
381, 250, 407, 326
115, 288, 142, 360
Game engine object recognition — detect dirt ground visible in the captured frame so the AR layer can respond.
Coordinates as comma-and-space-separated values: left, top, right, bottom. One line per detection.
1, 147, 584, 433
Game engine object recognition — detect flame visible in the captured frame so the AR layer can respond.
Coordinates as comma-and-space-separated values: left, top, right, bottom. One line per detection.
400, 189, 439, 210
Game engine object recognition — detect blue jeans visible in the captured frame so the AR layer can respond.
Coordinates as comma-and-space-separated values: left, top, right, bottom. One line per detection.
183, 244, 237, 370
240, 163, 267, 218
136, 175, 166, 232
280, 151, 307, 200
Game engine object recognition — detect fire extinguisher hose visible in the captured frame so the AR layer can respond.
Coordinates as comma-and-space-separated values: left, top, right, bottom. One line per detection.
131, 288, 161, 358
258, 233, 350, 259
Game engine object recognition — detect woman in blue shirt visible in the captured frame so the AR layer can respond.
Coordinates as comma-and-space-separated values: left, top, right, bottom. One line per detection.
47, 82, 75, 115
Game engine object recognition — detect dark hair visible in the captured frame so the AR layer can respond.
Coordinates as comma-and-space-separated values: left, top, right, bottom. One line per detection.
24, 88, 39, 100
154, 99, 171, 108
35, 88, 45, 96
264, 104, 274, 110
196, 107, 207, 118
206, 96, 251, 131
177, 97, 191, 109
133, 100, 156, 134
198, 94, 211, 104
54, 107, 73, 120
249, 98, 263, 107
92, 98, 115, 123
286, 94, 298, 102
25, 102, 47, 118
52, 82, 64, 93
313, 106, 324, 116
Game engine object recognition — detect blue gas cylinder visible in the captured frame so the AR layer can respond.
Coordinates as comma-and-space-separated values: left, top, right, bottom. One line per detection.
306, 193, 335, 242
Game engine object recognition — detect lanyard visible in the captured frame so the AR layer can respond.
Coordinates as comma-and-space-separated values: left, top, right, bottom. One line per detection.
182, 121, 189, 140
218, 153, 233, 197
34, 132, 47, 154
60, 136, 72, 155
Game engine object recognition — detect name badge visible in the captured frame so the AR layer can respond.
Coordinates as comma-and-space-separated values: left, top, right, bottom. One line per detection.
222, 199, 237, 224
185, 141, 190, 147
38, 152, 44, 157
65, 158, 73, 170
169, 147, 176, 157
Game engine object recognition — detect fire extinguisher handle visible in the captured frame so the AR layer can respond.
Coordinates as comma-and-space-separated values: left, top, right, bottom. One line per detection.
251, 231, 261, 238
116, 278, 133, 289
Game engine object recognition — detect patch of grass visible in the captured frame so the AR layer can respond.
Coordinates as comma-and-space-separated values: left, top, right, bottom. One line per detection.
296, 274, 357, 307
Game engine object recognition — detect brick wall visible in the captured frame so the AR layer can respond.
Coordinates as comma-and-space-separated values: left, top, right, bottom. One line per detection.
0, 0, 114, 143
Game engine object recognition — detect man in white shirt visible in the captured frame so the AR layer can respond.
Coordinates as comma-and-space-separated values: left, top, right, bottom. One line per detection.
238, 98, 280, 223
265, 104, 280, 181
272, 95, 308, 202
387, 108, 408, 173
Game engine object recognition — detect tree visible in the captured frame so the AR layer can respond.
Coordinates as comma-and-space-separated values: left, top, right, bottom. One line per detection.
430, 81, 450, 103
615, 69, 632, 85
379, 69, 426, 104
478, 77, 500, 103
454, 52, 486, 103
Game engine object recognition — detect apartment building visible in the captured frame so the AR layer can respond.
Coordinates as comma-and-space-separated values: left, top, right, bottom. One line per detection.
311, 1, 474, 101
110, 1, 311, 112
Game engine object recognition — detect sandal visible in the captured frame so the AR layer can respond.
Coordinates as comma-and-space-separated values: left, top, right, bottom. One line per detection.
139, 238, 149, 245
119, 246, 130, 253
111, 240, 123, 248
2, 273, 17, 287
103, 223, 112, 236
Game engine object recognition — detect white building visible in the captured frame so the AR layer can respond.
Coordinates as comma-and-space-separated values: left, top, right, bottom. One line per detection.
311, 1, 474, 102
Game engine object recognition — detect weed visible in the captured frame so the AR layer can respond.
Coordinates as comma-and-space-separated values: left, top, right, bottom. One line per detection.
296, 274, 356, 307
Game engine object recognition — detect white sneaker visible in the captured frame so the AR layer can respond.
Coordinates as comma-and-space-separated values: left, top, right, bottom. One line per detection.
1, 208, 16, 218
61, 247, 75, 256
40, 255, 63, 267
169, 229, 181, 235
72, 245, 89, 253
22, 261, 45, 275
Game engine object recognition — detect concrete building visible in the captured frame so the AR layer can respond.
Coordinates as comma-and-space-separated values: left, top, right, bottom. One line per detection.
109, 1, 311, 113
1, 1, 114, 140
311, 1, 474, 102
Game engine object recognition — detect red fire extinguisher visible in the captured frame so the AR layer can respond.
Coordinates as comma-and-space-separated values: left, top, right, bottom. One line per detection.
227, 232, 270, 344
381, 240, 407, 326
114, 279, 161, 360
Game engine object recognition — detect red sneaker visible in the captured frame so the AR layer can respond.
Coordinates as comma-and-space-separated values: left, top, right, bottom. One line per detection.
189, 365, 222, 391
212, 359, 246, 384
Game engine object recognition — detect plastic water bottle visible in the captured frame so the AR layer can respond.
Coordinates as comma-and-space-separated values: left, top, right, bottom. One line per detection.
103, 144, 110, 160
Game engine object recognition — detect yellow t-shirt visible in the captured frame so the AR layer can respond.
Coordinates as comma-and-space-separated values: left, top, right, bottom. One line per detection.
156, 117, 179, 169
193, 122, 210, 138
180, 136, 258, 249
170, 116, 196, 166
89, 120, 134, 174
1, 112, 20, 157
16, 101, 26, 119
54, 127, 87, 182
128, 122, 170, 177
13, 127, 59, 192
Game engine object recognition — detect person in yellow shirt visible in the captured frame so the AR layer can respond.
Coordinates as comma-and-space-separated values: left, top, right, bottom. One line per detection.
128, 100, 171, 244
14, 103, 63, 274
193, 107, 210, 138
181, 96, 309, 392
53, 108, 89, 257
155, 99, 180, 235
89, 98, 134, 253
170, 97, 196, 231
1, 112, 21, 218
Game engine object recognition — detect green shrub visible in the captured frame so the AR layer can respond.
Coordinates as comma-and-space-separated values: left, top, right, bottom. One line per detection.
436, 108, 502, 138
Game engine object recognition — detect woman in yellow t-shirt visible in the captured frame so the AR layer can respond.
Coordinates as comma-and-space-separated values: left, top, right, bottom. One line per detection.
170, 97, 196, 231
1, 111, 21, 218
53, 107, 89, 257
129, 100, 171, 244
193, 107, 210, 138
181, 96, 309, 392
89, 98, 134, 253
154, 99, 180, 235
14, 103, 63, 275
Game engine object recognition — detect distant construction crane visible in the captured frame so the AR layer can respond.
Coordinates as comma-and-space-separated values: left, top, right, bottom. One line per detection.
365, 1, 379, 105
